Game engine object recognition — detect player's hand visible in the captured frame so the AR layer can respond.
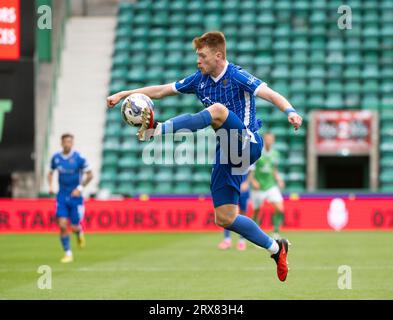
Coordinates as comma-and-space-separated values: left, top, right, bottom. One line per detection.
288, 112, 303, 130
240, 181, 249, 192
278, 179, 285, 190
106, 92, 123, 108
71, 189, 81, 197
251, 180, 260, 190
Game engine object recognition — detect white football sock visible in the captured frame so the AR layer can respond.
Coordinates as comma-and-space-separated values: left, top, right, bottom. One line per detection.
154, 123, 162, 136
267, 239, 279, 255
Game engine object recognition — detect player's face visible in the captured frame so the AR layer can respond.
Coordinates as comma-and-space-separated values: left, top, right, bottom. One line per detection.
264, 134, 275, 149
196, 47, 218, 75
61, 137, 74, 154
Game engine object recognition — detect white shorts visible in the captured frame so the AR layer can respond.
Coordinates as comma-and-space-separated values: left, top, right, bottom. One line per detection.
251, 186, 283, 209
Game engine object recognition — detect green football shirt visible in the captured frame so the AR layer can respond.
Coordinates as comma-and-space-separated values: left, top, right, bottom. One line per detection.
253, 149, 280, 191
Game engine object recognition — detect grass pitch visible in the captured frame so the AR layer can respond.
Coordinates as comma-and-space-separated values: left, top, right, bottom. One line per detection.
0, 231, 392, 299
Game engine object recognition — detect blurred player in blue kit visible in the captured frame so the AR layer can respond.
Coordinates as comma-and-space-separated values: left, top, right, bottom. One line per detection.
107, 32, 302, 281
48, 133, 93, 263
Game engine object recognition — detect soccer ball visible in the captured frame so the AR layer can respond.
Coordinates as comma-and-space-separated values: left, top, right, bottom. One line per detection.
120, 93, 154, 126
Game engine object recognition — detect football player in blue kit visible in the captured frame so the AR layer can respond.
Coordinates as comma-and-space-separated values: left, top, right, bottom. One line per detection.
48, 133, 93, 263
107, 32, 302, 281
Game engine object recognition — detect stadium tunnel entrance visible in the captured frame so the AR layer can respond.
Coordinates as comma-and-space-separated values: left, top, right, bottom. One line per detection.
317, 156, 369, 189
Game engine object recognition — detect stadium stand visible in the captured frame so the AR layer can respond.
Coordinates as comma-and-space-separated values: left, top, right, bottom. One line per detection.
100, 0, 393, 196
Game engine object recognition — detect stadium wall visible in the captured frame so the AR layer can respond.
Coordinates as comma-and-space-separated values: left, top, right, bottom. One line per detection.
0, 196, 392, 233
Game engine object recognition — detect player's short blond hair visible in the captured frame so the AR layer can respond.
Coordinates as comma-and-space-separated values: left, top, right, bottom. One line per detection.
192, 31, 226, 59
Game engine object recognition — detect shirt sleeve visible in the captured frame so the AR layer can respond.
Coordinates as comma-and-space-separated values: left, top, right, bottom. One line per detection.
79, 154, 92, 173
50, 155, 57, 171
233, 68, 266, 96
273, 151, 280, 166
171, 71, 200, 94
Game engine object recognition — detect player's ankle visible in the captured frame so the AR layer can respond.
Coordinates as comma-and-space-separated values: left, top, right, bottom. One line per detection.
65, 250, 72, 256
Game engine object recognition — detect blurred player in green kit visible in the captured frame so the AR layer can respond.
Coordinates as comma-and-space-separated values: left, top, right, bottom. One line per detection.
247, 132, 285, 240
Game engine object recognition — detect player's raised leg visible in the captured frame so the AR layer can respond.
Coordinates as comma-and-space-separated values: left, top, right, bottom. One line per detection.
138, 102, 229, 141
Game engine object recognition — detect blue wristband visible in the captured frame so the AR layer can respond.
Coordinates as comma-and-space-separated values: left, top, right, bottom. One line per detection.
284, 107, 297, 115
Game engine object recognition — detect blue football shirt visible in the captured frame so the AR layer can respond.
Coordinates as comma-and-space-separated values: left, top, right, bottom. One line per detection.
50, 150, 91, 196
172, 61, 266, 132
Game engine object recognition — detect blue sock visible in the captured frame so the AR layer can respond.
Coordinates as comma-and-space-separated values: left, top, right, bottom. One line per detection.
224, 228, 231, 240
60, 235, 70, 252
162, 109, 212, 134
227, 215, 273, 249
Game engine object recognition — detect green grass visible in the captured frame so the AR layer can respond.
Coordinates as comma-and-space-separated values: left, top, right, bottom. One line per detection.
0, 231, 392, 299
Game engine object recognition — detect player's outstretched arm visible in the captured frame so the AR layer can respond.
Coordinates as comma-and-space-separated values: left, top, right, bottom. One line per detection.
71, 170, 93, 197
274, 168, 285, 190
47, 171, 54, 195
256, 85, 303, 130
106, 83, 177, 108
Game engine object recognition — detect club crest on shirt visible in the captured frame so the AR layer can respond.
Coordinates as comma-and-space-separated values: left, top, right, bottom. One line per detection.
222, 79, 229, 87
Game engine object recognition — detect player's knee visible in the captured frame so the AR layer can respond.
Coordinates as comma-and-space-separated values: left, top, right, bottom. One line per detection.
215, 213, 235, 228
208, 103, 228, 123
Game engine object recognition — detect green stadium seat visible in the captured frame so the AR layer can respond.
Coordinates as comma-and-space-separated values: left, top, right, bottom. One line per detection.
117, 170, 136, 183
325, 94, 344, 109
274, 52, 290, 65
173, 182, 192, 194
153, 182, 174, 194
361, 94, 379, 110
174, 167, 193, 182
256, 12, 275, 25
154, 167, 173, 183
118, 156, 140, 169
103, 138, 120, 152
136, 182, 154, 195
223, 0, 240, 11
327, 65, 343, 79
100, 169, 117, 184
272, 66, 289, 79
192, 183, 210, 194
171, 0, 188, 11
127, 67, 146, 82
100, 181, 116, 192
193, 171, 211, 183
344, 94, 361, 108
308, 66, 325, 79
204, 15, 222, 30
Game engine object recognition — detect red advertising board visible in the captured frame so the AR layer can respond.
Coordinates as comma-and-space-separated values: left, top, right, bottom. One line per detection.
0, 197, 392, 233
315, 110, 374, 154
0, 0, 20, 60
